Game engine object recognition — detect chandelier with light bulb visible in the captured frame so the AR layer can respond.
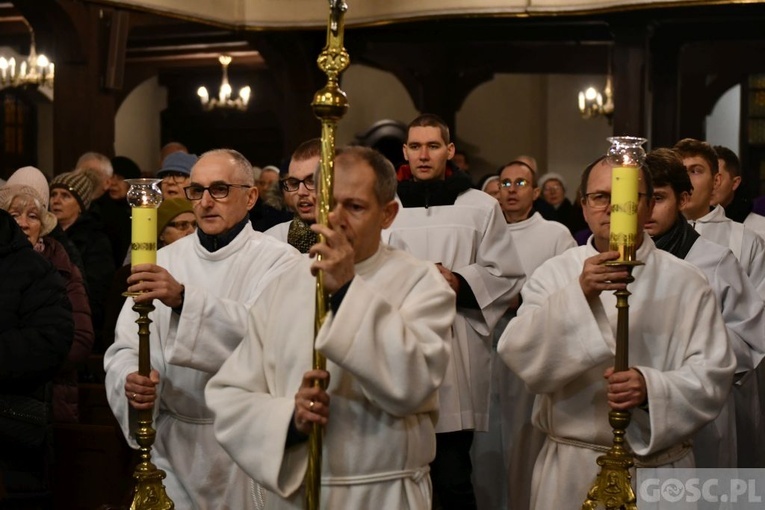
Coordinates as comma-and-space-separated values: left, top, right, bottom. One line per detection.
197, 55, 251, 111
578, 75, 614, 122
0, 21, 54, 92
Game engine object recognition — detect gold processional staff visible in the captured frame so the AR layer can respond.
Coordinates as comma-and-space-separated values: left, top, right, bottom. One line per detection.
305, 1, 350, 510
124, 178, 174, 510
582, 136, 647, 510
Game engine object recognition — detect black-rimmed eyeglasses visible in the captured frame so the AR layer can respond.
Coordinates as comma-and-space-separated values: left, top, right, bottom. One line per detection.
280, 176, 315, 192
184, 183, 251, 200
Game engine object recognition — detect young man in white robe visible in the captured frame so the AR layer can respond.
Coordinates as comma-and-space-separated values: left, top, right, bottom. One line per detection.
674, 138, 765, 299
265, 139, 321, 253
104, 149, 301, 509
497, 156, 735, 510
644, 148, 765, 468
471, 160, 575, 510
206, 146, 456, 510
711, 145, 765, 238
384, 114, 525, 509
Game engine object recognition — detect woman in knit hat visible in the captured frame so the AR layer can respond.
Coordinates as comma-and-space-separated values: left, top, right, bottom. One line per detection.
0, 167, 94, 423
158, 197, 195, 248
50, 172, 115, 349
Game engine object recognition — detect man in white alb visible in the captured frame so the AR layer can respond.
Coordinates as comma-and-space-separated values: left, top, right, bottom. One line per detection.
104, 149, 300, 508
498, 156, 735, 509
206, 146, 455, 509
674, 138, 765, 299
645, 148, 765, 468
472, 159, 575, 510
385, 114, 525, 509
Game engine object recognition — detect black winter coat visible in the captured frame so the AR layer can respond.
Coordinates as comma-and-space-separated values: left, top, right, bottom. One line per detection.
0, 210, 73, 393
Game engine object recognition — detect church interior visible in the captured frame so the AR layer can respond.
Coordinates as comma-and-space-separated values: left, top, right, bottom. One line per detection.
2, 0, 765, 508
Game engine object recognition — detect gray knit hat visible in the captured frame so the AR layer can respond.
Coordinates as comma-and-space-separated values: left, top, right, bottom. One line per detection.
50, 171, 95, 212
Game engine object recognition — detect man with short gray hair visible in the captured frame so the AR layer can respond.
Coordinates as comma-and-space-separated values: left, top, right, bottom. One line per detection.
105, 148, 301, 508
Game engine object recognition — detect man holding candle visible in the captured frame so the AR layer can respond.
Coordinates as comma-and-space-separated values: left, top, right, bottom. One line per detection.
497, 156, 735, 509
104, 148, 301, 509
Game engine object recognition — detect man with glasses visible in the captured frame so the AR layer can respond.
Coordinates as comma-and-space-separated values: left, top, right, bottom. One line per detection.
497, 156, 735, 509
104, 148, 300, 508
266, 139, 321, 253
473, 160, 575, 510
157, 152, 198, 199
386, 113, 525, 510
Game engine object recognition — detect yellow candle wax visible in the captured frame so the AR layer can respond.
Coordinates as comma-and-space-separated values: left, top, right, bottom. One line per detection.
609, 165, 639, 261
131, 207, 157, 266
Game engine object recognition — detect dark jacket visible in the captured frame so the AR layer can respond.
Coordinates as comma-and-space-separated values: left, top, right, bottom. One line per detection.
42, 237, 94, 422
64, 212, 116, 337
0, 210, 73, 391
0, 210, 73, 495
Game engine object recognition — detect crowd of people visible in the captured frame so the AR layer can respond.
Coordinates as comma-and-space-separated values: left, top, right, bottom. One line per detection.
1, 114, 764, 510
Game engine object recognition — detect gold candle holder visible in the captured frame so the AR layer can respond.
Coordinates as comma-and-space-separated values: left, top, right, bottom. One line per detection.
583, 136, 646, 510
124, 179, 173, 510
305, 2, 350, 510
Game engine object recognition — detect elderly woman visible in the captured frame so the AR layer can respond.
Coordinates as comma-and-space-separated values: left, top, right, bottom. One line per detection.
0, 167, 94, 423
50, 171, 115, 344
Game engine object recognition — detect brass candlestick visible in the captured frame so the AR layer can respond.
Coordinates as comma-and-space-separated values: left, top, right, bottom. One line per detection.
582, 136, 646, 510
305, 2, 350, 510
129, 301, 173, 510
124, 178, 173, 510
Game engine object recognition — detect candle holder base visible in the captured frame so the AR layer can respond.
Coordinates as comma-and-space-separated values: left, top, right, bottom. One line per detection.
582, 411, 637, 510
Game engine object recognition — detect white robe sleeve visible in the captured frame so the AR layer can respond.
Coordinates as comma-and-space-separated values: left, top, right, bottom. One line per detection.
743, 230, 765, 301
164, 284, 251, 373
206, 296, 306, 499
316, 266, 455, 417
710, 249, 765, 373
628, 283, 735, 455
497, 263, 615, 394
456, 201, 525, 336
104, 297, 166, 447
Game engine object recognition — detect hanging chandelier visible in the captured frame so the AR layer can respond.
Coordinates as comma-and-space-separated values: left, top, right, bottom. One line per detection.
0, 20, 54, 93
197, 55, 251, 111
578, 75, 614, 122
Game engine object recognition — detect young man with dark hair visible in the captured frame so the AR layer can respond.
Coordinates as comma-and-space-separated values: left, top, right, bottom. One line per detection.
386, 113, 525, 509
265, 138, 322, 253
712, 145, 765, 237
673, 138, 765, 299
645, 147, 765, 468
